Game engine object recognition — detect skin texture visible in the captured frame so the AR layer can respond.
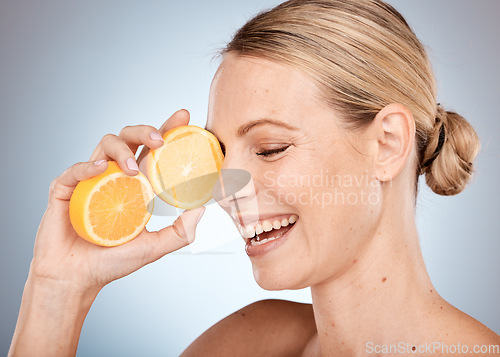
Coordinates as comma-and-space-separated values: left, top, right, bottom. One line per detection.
196, 53, 500, 356
9, 55, 499, 356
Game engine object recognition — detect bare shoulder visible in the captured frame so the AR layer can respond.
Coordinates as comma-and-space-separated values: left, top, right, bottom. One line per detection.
432, 302, 500, 354
181, 299, 316, 357
453, 309, 500, 345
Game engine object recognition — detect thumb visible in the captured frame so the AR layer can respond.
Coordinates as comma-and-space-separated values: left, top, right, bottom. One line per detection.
170, 206, 205, 245
140, 206, 205, 264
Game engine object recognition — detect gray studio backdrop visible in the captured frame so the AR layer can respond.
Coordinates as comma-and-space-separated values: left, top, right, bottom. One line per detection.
0, 0, 498, 355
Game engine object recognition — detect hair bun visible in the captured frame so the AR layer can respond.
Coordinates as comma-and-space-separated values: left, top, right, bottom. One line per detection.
420, 107, 480, 196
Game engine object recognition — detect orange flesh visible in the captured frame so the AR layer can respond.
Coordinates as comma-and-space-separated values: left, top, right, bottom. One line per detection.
88, 176, 151, 240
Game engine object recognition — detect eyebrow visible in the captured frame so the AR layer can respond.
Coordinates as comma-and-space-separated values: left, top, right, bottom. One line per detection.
205, 118, 299, 147
236, 118, 299, 137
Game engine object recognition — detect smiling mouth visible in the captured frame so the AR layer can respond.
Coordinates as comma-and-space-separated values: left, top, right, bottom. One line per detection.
236, 214, 298, 246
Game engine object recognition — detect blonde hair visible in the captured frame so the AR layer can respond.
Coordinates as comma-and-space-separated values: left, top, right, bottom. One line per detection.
223, 0, 480, 196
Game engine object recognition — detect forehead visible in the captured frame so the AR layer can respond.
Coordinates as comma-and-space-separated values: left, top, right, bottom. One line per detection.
207, 53, 321, 130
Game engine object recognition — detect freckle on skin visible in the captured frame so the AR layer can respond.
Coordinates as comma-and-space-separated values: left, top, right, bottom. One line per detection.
430, 289, 433, 293
382, 277, 387, 283
331, 322, 335, 327
349, 227, 352, 231
353, 259, 357, 264
241, 313, 246, 317
440, 306, 443, 310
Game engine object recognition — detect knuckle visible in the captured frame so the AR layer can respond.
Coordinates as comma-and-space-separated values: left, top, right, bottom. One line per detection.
49, 177, 58, 195
119, 125, 133, 137
101, 133, 117, 143
172, 217, 187, 241
48, 168, 69, 198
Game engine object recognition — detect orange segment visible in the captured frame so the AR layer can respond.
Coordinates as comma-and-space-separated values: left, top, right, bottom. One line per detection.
70, 161, 154, 246
145, 125, 224, 209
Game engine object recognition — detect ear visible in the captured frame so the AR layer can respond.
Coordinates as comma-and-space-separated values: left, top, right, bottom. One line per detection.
371, 103, 415, 182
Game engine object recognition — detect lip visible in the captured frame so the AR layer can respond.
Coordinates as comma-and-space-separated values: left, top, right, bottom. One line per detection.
245, 218, 297, 258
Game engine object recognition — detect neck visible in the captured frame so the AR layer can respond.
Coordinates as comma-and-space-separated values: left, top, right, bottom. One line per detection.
310, 200, 440, 356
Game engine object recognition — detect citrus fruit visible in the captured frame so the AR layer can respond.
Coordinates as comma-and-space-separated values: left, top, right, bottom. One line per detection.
69, 161, 155, 246
145, 125, 224, 209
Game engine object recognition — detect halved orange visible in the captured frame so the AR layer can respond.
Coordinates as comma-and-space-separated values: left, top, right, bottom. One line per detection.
69, 161, 155, 246
145, 125, 224, 209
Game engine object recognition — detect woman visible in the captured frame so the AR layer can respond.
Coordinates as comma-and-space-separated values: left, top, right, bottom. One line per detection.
9, 0, 499, 355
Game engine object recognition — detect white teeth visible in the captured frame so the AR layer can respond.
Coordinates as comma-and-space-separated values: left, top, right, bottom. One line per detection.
262, 221, 273, 232
244, 225, 255, 239
250, 236, 278, 246
255, 224, 263, 235
237, 214, 298, 240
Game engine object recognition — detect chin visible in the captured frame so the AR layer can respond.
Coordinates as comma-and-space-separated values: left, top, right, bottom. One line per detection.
252, 262, 312, 291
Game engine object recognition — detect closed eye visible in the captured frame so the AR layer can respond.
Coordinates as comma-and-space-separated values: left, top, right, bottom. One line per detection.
256, 145, 291, 157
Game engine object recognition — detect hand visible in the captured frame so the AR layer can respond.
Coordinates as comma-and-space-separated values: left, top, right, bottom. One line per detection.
30, 109, 204, 294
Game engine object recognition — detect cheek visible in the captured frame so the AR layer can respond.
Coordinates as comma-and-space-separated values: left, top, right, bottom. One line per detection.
284, 147, 383, 272
251, 142, 383, 286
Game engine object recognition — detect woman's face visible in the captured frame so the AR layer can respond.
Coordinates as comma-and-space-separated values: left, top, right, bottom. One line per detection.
207, 53, 383, 290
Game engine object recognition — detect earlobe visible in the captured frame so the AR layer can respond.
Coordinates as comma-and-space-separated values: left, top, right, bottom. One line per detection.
373, 104, 415, 182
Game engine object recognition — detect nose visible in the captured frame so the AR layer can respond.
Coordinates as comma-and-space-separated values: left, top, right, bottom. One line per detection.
214, 153, 259, 225
213, 168, 256, 206
214, 171, 260, 227
217, 150, 256, 200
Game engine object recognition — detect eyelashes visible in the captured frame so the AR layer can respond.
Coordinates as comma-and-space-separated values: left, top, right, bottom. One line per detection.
216, 141, 291, 158
256, 145, 291, 157
219, 141, 226, 156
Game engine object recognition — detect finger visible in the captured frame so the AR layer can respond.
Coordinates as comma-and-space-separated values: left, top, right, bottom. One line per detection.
89, 144, 110, 162
136, 109, 191, 165
96, 134, 140, 176
117, 206, 205, 267
118, 125, 164, 154
159, 109, 190, 133
49, 160, 109, 202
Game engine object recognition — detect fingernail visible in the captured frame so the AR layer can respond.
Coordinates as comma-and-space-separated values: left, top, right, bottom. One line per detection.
195, 206, 205, 224
182, 206, 205, 225
94, 159, 106, 166
149, 132, 164, 142
126, 158, 139, 171
177, 206, 205, 244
